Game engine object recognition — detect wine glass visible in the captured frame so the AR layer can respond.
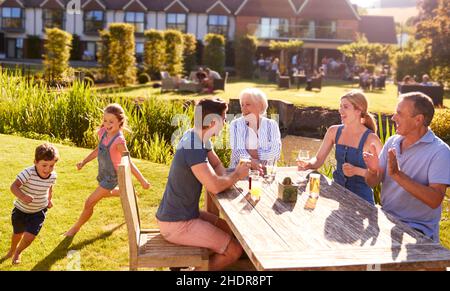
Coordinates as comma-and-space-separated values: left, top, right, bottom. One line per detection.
296, 150, 310, 170
264, 159, 277, 184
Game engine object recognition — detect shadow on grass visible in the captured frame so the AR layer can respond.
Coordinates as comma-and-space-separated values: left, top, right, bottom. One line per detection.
31, 223, 124, 271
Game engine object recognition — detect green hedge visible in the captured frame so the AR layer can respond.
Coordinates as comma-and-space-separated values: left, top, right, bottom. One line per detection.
235, 35, 258, 78
108, 23, 137, 87
144, 29, 166, 80
164, 30, 184, 76
43, 28, 72, 81
203, 33, 225, 75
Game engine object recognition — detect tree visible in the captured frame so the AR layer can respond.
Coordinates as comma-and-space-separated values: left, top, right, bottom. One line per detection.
144, 29, 165, 79
203, 33, 225, 75
164, 30, 184, 76
43, 28, 72, 81
108, 23, 137, 87
97, 30, 111, 81
415, 0, 450, 84
183, 33, 197, 75
235, 34, 258, 79
269, 40, 304, 74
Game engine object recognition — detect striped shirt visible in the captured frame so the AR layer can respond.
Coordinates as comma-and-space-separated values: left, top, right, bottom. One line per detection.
229, 116, 281, 168
14, 166, 57, 214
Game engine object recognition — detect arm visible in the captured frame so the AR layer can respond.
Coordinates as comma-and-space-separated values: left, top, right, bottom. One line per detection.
47, 185, 53, 208
207, 150, 226, 176
191, 162, 250, 195
77, 146, 99, 170
392, 173, 446, 209
10, 179, 33, 204
298, 126, 336, 170
117, 143, 150, 189
343, 134, 383, 178
364, 142, 386, 188
388, 148, 446, 209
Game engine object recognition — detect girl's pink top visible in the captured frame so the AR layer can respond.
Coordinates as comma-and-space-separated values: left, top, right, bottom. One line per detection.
98, 127, 126, 171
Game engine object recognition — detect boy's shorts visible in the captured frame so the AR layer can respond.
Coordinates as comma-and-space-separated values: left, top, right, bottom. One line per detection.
11, 207, 47, 236
157, 211, 232, 255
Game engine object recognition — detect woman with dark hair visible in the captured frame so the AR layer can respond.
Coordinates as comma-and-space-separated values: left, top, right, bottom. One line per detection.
156, 98, 248, 270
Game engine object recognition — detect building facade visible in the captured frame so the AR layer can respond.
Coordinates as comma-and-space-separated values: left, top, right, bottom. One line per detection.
0, 0, 397, 67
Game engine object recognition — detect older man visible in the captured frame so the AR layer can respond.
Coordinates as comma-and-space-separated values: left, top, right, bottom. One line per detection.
364, 92, 450, 242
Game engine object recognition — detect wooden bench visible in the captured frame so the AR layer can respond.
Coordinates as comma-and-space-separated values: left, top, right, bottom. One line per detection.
118, 153, 209, 270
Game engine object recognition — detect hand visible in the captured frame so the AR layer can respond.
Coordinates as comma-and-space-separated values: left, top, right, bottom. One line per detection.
141, 179, 151, 190
76, 161, 85, 171
235, 162, 250, 180
297, 160, 312, 171
363, 143, 379, 174
250, 159, 263, 173
47, 200, 53, 209
20, 194, 33, 204
387, 148, 400, 178
342, 163, 357, 177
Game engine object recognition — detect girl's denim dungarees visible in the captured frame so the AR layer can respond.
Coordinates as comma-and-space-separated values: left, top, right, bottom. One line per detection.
333, 125, 375, 205
97, 131, 121, 190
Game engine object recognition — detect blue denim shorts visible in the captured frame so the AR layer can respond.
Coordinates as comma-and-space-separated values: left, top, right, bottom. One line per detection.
97, 175, 118, 190
12, 207, 47, 236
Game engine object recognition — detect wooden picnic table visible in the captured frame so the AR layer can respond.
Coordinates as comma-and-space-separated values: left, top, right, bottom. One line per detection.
206, 167, 450, 271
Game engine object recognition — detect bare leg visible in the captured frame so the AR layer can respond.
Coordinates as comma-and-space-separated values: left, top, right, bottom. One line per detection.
4, 233, 23, 260
12, 232, 36, 264
201, 238, 243, 271
65, 186, 111, 236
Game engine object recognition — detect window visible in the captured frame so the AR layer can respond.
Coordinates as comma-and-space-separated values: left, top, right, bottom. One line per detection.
6, 38, 23, 58
315, 20, 336, 39
260, 18, 289, 39
136, 42, 144, 54
43, 9, 65, 30
125, 12, 145, 33
2, 7, 24, 30
166, 13, 186, 33
84, 10, 105, 33
208, 15, 228, 36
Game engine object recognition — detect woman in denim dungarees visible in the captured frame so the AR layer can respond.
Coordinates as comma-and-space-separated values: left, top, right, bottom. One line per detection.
297, 90, 383, 204
65, 104, 150, 237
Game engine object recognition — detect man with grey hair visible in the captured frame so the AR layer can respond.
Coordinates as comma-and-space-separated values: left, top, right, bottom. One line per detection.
364, 92, 450, 242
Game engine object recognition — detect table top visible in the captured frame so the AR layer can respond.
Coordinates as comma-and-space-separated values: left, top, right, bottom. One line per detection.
209, 167, 450, 270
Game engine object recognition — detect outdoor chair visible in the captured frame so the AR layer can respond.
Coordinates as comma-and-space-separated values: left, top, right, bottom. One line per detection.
398, 83, 444, 107
306, 77, 322, 91
160, 71, 178, 92
212, 72, 228, 92
178, 71, 203, 93
118, 152, 209, 271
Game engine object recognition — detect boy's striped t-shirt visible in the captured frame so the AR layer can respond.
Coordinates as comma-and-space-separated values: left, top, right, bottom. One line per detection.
14, 166, 57, 214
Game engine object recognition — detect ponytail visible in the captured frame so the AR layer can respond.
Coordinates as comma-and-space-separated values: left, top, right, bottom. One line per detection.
362, 112, 377, 134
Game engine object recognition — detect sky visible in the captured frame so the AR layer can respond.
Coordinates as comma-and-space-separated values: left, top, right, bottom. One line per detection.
349, 0, 379, 8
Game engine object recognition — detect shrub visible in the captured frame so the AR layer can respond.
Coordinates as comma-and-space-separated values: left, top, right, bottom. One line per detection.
138, 73, 151, 84
108, 23, 137, 87
144, 29, 166, 80
183, 33, 197, 75
43, 28, 72, 82
235, 35, 258, 78
97, 30, 111, 82
164, 30, 184, 76
203, 33, 225, 75
431, 109, 450, 145
430, 66, 450, 87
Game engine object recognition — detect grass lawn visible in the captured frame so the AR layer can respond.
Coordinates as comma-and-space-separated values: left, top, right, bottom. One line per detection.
0, 134, 448, 270
96, 79, 450, 114
0, 134, 170, 270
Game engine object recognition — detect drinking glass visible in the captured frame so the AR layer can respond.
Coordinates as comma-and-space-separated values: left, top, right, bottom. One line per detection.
249, 170, 262, 201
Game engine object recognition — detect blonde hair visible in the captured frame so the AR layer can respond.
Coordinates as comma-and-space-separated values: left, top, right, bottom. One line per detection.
341, 90, 377, 134
238, 88, 269, 115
